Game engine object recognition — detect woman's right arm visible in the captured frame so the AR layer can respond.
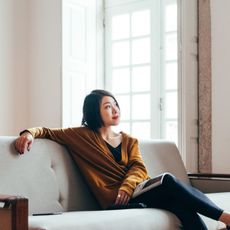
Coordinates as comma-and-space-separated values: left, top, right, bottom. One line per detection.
15, 131, 34, 154
15, 127, 74, 154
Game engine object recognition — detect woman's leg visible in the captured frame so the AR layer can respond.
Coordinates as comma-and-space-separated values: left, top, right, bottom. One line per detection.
161, 173, 223, 220
131, 173, 224, 229
165, 201, 208, 230
131, 185, 208, 230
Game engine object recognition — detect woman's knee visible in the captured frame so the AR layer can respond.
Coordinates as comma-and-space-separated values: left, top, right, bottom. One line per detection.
162, 173, 176, 185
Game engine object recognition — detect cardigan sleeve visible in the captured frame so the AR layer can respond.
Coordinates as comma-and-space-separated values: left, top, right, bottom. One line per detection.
119, 139, 149, 196
21, 127, 74, 146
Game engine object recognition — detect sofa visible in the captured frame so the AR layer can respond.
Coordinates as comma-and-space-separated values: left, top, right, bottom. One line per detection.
1, 136, 230, 230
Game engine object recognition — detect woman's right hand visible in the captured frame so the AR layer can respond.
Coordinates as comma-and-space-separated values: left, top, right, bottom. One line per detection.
15, 132, 34, 154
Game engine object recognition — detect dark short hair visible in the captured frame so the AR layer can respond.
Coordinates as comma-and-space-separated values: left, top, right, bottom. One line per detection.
81, 89, 119, 131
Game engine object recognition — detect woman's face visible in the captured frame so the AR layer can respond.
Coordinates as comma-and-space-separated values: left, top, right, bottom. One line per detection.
100, 96, 120, 127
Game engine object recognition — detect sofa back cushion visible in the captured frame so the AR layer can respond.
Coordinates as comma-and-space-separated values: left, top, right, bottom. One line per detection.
139, 140, 190, 185
0, 137, 189, 215
0, 137, 100, 215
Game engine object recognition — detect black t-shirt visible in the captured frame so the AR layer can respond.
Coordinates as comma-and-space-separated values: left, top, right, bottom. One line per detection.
105, 142, 122, 162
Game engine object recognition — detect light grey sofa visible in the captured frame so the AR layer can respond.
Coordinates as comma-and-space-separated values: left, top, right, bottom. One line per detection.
1, 136, 230, 230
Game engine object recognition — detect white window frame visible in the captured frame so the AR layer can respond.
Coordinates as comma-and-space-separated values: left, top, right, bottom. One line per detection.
61, 0, 198, 171
105, 0, 161, 139
160, 0, 179, 144
104, 0, 179, 142
62, 0, 97, 127
104, 0, 198, 172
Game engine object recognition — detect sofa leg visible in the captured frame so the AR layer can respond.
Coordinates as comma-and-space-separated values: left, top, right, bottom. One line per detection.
0, 195, 28, 230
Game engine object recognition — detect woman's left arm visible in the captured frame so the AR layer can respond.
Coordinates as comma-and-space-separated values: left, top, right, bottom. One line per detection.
119, 139, 149, 198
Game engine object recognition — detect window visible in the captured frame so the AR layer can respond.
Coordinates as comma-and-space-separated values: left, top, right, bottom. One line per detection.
62, 0, 97, 127
105, 0, 179, 144
62, 0, 199, 171
161, 0, 178, 145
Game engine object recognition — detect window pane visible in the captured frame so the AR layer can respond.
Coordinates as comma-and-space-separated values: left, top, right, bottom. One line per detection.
165, 121, 178, 145
165, 91, 177, 119
132, 94, 150, 119
132, 10, 150, 37
112, 68, 130, 93
165, 4, 177, 32
165, 62, 177, 90
132, 122, 151, 139
132, 38, 150, 64
112, 14, 130, 40
165, 33, 177, 61
132, 66, 151, 92
112, 41, 130, 67
116, 95, 130, 120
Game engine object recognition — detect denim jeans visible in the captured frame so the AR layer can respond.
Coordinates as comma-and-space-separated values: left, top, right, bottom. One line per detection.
130, 173, 223, 230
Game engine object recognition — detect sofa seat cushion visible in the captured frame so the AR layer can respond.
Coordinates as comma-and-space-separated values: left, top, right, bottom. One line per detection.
200, 192, 230, 230
29, 209, 181, 230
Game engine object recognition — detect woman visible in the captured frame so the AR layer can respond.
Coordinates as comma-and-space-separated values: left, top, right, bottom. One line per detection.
15, 89, 230, 230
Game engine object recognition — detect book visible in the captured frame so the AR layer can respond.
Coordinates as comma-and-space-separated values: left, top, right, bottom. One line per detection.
132, 173, 169, 198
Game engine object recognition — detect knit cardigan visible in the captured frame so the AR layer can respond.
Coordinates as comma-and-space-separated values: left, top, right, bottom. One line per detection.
25, 126, 149, 209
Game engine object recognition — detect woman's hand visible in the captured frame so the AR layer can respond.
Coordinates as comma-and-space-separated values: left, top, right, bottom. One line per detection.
115, 190, 131, 205
15, 132, 34, 154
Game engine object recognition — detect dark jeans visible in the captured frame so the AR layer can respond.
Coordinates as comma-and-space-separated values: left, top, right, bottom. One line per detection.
130, 173, 223, 230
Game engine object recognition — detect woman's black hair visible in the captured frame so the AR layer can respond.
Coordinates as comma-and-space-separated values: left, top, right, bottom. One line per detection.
81, 89, 119, 131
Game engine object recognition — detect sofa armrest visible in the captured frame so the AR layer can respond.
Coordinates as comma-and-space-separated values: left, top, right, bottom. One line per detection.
188, 173, 230, 193
0, 195, 28, 230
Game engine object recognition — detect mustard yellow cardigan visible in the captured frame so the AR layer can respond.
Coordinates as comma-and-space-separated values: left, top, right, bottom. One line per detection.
25, 127, 149, 209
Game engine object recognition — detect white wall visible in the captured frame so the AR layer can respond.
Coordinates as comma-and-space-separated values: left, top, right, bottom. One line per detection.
211, 0, 230, 173
0, 0, 62, 135
27, 0, 62, 128
0, 0, 28, 135
1, 0, 230, 174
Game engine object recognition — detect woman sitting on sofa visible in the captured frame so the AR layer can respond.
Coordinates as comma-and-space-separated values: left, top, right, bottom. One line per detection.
15, 89, 230, 230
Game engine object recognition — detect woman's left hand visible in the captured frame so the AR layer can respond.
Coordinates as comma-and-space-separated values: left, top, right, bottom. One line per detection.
115, 190, 131, 205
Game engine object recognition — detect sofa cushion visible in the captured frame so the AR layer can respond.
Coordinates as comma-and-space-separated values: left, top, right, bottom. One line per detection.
29, 209, 181, 230
0, 137, 99, 214
139, 140, 190, 185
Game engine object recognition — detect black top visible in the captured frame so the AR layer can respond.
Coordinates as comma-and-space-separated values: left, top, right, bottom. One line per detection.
106, 142, 122, 162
